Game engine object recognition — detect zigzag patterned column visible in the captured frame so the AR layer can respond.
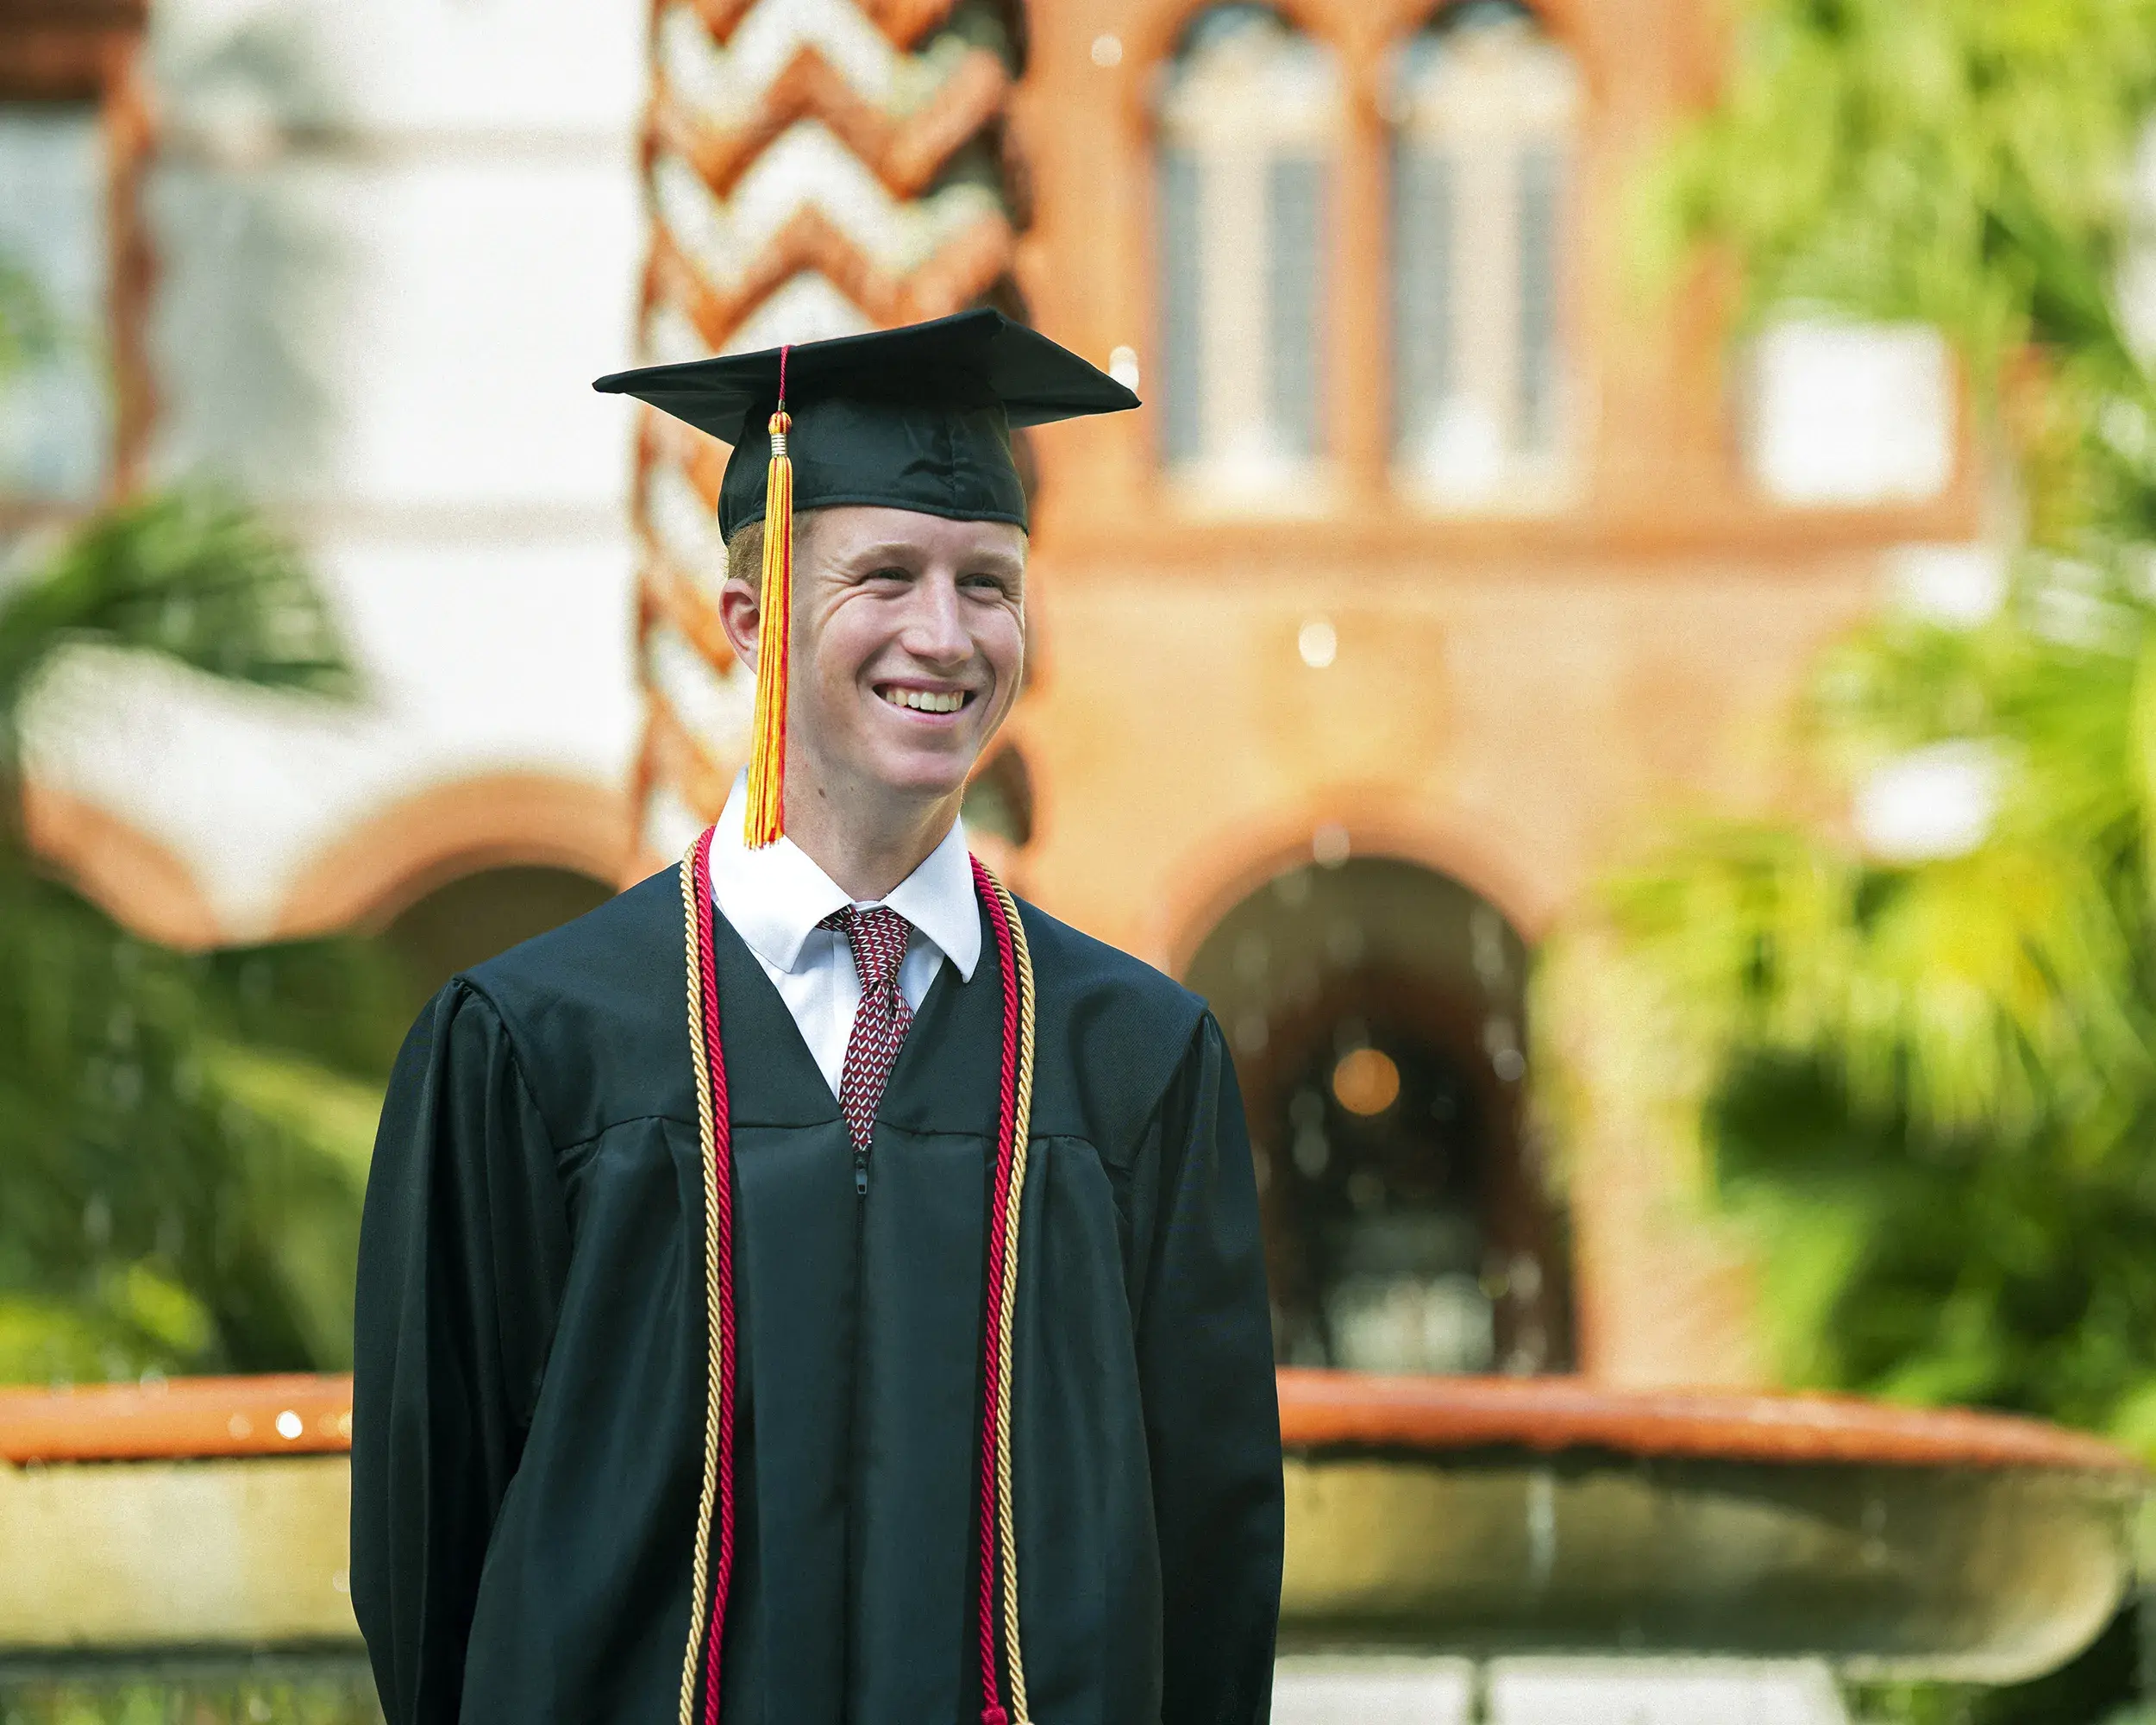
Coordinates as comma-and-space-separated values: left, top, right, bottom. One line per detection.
631, 0, 1026, 866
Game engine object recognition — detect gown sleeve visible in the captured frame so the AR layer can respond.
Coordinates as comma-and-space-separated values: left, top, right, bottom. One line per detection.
1136, 1012, 1285, 1725
350, 979, 572, 1725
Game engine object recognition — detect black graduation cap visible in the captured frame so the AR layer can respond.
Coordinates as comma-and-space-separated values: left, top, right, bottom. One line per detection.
592, 306, 1139, 537
592, 308, 1139, 850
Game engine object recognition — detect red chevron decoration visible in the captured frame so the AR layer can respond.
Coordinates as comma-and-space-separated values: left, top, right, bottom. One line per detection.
630, 0, 1028, 862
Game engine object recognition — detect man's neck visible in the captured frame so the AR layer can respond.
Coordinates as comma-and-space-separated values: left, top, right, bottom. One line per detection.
781, 770, 962, 903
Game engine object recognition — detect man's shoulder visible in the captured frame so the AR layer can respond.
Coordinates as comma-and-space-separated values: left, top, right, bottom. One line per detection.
447, 865, 692, 1141
465, 864, 683, 1018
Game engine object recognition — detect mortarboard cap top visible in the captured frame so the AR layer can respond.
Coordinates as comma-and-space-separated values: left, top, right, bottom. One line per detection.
592, 307, 1139, 537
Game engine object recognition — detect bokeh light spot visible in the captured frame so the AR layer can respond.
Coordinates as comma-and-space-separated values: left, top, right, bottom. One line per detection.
1332, 1046, 1401, 1116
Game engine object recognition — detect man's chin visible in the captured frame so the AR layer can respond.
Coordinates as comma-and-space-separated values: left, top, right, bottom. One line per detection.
857, 749, 978, 806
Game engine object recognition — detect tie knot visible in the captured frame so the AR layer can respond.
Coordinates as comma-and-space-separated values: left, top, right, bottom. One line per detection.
821, 905, 912, 994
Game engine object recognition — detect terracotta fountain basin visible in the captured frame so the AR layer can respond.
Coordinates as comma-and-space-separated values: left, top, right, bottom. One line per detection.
1278, 1368, 2147, 1684
0, 1371, 2143, 1686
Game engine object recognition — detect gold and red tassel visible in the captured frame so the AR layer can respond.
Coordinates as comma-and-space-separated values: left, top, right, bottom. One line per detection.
743, 349, 794, 848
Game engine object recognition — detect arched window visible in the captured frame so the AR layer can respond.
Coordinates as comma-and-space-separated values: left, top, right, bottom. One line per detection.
1155, 5, 1341, 505
1388, 1, 1579, 511
1184, 856, 1569, 1377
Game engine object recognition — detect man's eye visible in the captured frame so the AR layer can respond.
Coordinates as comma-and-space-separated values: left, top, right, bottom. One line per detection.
962, 574, 1012, 594
867, 566, 910, 583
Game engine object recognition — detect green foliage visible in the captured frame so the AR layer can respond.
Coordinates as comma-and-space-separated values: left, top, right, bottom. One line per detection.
0, 875, 404, 1380
1548, 1, 2156, 1712
1645, 0, 2156, 367
0, 1655, 383, 1725
1849, 1600, 2150, 1721
1707, 1057, 2156, 1426
0, 491, 352, 732
1564, 0, 2156, 1452
1559, 633, 2156, 1441
1645, 0, 2156, 547
0, 492, 402, 1383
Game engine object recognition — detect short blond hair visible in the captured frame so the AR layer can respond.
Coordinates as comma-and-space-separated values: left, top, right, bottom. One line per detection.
722, 510, 818, 596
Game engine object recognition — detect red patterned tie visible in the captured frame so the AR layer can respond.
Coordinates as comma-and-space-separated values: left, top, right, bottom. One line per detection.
820, 905, 915, 1182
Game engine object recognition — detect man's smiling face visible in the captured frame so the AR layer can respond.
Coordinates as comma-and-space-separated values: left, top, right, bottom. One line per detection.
768, 504, 1026, 812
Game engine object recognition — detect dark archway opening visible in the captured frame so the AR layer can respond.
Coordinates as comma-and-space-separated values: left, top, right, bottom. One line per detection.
379, 865, 615, 1018
1185, 855, 1570, 1375
962, 743, 1036, 850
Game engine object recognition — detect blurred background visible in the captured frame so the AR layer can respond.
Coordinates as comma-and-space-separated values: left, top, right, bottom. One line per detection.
5, 0, 2156, 1720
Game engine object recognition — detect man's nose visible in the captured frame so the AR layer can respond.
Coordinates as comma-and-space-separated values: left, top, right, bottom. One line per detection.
898, 574, 971, 663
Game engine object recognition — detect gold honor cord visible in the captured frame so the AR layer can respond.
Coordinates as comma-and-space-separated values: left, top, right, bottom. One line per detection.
985, 869, 1037, 1723
678, 840, 726, 1725
674, 844, 1040, 1723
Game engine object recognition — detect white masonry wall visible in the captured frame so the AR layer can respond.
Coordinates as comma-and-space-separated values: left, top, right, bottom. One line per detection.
1271, 1657, 1852, 1725
25, 0, 649, 939
16, 0, 1995, 945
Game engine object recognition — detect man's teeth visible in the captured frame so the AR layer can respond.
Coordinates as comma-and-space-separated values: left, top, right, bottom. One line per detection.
883, 687, 968, 714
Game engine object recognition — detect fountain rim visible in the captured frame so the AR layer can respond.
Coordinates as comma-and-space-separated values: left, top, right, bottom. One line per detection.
1278, 1367, 2146, 1477
0, 1373, 355, 1465
0, 1369, 2143, 1477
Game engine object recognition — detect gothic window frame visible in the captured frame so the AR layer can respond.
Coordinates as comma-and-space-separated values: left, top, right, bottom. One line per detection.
0, 0, 154, 528
1085, 0, 1983, 554
1385, 0, 1583, 515
1150, 2, 1346, 515
1140, 0, 1588, 524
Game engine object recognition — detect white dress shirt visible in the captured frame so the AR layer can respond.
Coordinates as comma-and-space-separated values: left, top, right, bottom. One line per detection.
705, 770, 982, 1101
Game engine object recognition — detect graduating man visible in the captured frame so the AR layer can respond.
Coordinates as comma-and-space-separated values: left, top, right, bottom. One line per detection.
350, 309, 1284, 1725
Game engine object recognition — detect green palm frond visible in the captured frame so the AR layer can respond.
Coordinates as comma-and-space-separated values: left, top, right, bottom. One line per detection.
1843, 844, 2144, 1137
0, 491, 353, 728
1803, 618, 2011, 768
1803, 563, 2156, 894
0, 479, 398, 1381
1651, 0, 2156, 374
1564, 5, 2156, 1551
0, 868, 401, 1377
1594, 822, 2144, 1145
1594, 6, 2156, 1714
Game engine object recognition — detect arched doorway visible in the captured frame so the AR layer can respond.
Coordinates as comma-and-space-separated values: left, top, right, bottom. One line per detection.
379, 866, 617, 1018
1184, 854, 1569, 1376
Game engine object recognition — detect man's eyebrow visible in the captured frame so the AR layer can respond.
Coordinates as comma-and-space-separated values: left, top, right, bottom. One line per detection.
836, 541, 1026, 574
831, 541, 927, 569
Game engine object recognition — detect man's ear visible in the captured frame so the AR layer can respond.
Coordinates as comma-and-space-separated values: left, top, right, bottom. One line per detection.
718, 577, 761, 674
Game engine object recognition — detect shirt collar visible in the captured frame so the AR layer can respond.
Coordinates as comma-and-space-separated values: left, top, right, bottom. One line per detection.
707, 771, 981, 982
881, 805, 981, 982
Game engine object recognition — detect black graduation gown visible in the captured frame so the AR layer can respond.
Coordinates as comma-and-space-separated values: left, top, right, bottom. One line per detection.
349, 865, 1283, 1725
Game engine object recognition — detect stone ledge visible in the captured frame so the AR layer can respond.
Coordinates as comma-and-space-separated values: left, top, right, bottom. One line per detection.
0, 1456, 358, 1650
